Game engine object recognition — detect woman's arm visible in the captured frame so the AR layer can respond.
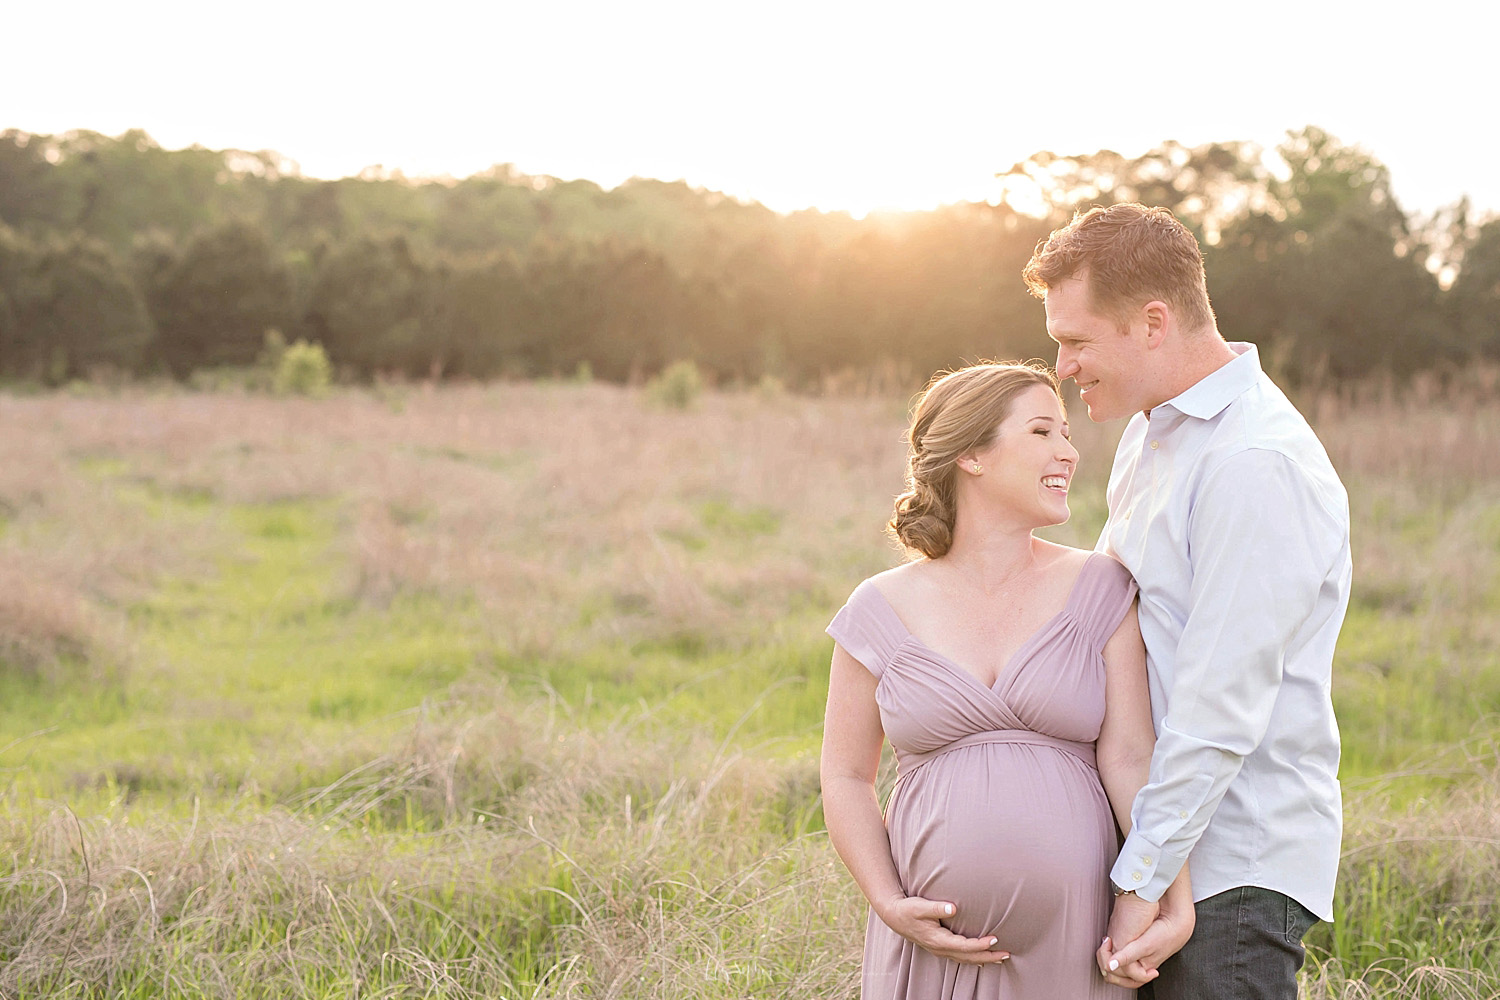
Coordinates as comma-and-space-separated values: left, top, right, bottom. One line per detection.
1096, 600, 1156, 837
1102, 865, 1196, 988
820, 643, 1009, 966
1094, 601, 1195, 988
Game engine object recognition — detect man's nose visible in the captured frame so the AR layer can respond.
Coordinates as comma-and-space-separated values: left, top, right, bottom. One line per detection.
1055, 348, 1079, 379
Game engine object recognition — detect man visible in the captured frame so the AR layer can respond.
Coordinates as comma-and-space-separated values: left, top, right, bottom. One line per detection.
1022, 203, 1351, 999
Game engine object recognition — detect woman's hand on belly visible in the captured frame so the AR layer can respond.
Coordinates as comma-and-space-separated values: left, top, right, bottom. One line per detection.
875, 894, 1012, 966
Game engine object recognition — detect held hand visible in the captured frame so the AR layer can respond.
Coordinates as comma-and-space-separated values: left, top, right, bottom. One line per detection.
878, 895, 1011, 966
1096, 893, 1160, 987
1102, 890, 1196, 987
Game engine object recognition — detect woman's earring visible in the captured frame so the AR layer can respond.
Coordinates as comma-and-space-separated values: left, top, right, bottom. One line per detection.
971, 464, 983, 474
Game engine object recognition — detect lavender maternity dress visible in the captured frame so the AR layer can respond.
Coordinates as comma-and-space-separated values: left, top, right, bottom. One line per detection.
827, 553, 1137, 1000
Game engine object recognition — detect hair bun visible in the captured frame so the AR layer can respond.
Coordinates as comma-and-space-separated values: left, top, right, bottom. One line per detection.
886, 362, 1060, 560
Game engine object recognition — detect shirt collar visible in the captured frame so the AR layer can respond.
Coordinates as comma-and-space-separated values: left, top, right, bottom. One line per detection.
1154, 342, 1261, 421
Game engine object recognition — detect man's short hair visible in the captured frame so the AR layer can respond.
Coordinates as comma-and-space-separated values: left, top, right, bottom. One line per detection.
1022, 203, 1217, 334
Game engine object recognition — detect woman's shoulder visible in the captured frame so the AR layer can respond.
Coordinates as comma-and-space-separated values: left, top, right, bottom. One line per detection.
1033, 540, 1096, 577
1049, 548, 1138, 641
1035, 540, 1130, 579
829, 564, 923, 676
833, 561, 916, 619
1086, 550, 1134, 588
861, 559, 930, 601
858, 558, 968, 622
1031, 543, 1136, 636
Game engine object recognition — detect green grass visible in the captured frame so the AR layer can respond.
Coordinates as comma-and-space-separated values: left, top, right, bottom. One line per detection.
3, 499, 483, 807
3, 457, 834, 825
1333, 604, 1500, 784
2, 385, 1499, 999
0, 446, 850, 996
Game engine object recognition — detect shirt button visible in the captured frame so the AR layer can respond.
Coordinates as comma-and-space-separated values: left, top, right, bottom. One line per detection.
1131, 872, 1143, 882
1150, 441, 1160, 450
1179, 811, 1189, 819
1141, 856, 1153, 866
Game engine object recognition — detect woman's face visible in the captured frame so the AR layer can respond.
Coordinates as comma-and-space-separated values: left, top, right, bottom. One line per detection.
967, 383, 1079, 528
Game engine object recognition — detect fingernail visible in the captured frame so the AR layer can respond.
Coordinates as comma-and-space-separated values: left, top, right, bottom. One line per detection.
989, 938, 998, 947
943, 904, 954, 916
1108, 960, 1119, 972
1101, 936, 1110, 946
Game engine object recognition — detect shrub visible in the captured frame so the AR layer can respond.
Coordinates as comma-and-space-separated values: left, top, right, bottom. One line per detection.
274, 339, 333, 397
644, 359, 703, 410
755, 373, 788, 400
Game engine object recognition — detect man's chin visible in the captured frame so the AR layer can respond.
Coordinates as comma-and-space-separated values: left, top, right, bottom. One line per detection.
1082, 400, 1115, 423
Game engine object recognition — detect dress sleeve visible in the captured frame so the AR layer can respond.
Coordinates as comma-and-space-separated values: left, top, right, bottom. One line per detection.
1082, 553, 1139, 649
825, 580, 905, 679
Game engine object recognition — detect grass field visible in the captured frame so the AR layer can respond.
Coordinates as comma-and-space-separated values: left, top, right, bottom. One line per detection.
1, 375, 1498, 998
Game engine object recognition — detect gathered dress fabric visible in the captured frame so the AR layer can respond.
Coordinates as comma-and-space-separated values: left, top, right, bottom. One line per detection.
827, 553, 1138, 1000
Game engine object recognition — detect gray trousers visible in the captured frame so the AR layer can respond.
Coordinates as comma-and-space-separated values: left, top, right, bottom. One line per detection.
1141, 886, 1319, 1000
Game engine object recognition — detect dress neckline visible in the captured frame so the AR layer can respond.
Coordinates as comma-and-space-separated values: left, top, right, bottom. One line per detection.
864, 551, 1102, 692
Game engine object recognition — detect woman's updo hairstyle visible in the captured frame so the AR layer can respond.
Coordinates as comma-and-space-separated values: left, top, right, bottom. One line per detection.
888, 361, 1061, 559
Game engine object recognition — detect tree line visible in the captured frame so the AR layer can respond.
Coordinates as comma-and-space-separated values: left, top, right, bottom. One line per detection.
1, 125, 1497, 388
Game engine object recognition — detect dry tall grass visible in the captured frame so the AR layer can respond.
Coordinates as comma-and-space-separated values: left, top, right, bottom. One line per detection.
2, 373, 1498, 998
0, 395, 222, 683
2, 383, 911, 663
4, 695, 1497, 998
7, 373, 1494, 672
2, 686, 855, 998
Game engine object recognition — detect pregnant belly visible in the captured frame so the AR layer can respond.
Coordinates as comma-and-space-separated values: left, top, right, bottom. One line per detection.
885, 743, 1116, 950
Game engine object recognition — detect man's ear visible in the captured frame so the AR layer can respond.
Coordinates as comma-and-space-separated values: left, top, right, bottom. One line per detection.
1142, 300, 1170, 349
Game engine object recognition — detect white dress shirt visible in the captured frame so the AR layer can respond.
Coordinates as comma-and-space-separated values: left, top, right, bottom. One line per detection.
1100, 342, 1351, 921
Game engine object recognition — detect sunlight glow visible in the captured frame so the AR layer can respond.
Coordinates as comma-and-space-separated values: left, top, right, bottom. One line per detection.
2, 0, 1498, 219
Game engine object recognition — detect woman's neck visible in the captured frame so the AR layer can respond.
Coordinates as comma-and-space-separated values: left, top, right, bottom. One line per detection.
939, 517, 1038, 595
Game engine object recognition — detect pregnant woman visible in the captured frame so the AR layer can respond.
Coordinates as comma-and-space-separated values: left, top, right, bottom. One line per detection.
820, 363, 1193, 998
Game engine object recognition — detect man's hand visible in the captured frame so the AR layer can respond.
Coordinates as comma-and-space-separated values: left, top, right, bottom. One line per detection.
877, 894, 1011, 966
1097, 893, 1160, 987
1098, 890, 1196, 988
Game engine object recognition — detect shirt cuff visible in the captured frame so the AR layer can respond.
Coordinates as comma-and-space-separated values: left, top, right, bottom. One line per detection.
1110, 833, 1188, 903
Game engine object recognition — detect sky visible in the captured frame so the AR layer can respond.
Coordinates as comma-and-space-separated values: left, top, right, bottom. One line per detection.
5, 0, 1498, 220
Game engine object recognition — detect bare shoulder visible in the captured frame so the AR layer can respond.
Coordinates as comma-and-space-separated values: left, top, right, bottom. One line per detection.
865, 559, 937, 604
1033, 539, 1095, 576
1037, 539, 1133, 580
864, 560, 954, 614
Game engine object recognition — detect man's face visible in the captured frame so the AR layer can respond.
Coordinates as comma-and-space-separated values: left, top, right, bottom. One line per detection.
1044, 276, 1154, 422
